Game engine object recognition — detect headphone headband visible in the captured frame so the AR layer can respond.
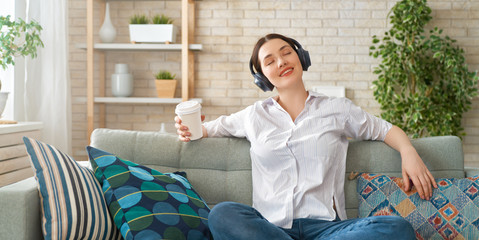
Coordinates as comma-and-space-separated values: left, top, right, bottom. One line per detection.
290, 38, 303, 52
250, 37, 311, 92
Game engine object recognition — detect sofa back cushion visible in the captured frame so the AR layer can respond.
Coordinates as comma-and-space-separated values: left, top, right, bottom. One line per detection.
90, 128, 252, 208
90, 128, 464, 218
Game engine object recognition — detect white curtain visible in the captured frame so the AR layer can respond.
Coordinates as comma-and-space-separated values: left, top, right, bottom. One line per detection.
24, 0, 71, 154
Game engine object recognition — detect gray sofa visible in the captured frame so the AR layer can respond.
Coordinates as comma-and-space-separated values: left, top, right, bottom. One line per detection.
1, 128, 478, 239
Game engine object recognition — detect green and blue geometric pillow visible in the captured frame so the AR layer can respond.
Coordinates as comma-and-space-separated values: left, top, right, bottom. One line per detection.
357, 173, 479, 240
87, 146, 211, 240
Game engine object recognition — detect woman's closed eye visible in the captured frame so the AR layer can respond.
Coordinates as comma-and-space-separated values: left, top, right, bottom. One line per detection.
264, 50, 291, 66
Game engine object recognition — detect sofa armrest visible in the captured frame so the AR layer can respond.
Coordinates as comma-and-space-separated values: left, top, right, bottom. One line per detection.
0, 177, 42, 240
465, 167, 479, 178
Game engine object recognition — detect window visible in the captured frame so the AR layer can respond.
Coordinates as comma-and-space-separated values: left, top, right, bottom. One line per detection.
0, 0, 26, 120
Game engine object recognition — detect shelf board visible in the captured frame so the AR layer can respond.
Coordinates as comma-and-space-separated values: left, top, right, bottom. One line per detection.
76, 43, 202, 51
94, 97, 202, 104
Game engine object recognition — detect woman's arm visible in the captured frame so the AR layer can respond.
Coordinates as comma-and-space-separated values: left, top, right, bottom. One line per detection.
384, 125, 438, 200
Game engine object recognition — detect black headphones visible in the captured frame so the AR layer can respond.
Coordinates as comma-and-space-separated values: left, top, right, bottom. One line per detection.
249, 38, 311, 92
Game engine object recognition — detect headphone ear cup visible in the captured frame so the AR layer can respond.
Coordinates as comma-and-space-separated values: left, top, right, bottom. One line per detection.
250, 59, 274, 92
254, 73, 274, 92
297, 48, 311, 71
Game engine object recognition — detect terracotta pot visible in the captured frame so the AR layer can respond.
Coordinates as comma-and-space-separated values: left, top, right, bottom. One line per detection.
155, 79, 177, 98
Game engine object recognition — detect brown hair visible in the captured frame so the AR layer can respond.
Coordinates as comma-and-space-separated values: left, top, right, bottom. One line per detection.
250, 33, 297, 74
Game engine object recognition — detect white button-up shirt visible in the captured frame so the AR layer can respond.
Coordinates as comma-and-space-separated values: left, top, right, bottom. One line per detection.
203, 91, 392, 228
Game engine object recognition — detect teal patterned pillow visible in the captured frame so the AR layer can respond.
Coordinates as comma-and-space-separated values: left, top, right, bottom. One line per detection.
357, 173, 479, 240
87, 146, 211, 240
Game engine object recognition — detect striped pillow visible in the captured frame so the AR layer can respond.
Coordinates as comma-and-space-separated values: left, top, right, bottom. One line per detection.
23, 137, 121, 239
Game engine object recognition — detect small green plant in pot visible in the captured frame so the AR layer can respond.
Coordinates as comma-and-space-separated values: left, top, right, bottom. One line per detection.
129, 14, 149, 24
152, 14, 173, 25
128, 13, 177, 43
154, 70, 177, 98
0, 15, 44, 117
369, 0, 478, 138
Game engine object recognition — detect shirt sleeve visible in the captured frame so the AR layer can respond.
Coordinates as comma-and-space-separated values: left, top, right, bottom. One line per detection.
203, 105, 251, 138
344, 98, 392, 141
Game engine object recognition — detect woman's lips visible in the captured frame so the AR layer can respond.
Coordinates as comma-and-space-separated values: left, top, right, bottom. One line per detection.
280, 67, 293, 77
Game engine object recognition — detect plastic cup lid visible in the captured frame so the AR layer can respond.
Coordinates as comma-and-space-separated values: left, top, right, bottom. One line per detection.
175, 100, 201, 115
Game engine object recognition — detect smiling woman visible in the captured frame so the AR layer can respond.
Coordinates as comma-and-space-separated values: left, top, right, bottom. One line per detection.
249, 33, 311, 93
258, 40, 301, 89
172, 33, 437, 240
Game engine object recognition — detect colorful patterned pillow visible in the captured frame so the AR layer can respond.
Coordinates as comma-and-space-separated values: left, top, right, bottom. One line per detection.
357, 173, 479, 240
86, 146, 212, 240
22, 137, 121, 239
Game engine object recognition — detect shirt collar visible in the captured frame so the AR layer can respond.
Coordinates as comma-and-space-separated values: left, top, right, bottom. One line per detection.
308, 90, 326, 99
262, 90, 325, 109
264, 90, 325, 103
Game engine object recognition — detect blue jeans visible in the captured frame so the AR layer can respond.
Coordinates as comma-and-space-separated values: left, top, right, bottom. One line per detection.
208, 202, 415, 240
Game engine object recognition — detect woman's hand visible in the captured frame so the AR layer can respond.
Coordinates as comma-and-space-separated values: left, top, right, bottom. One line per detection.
384, 125, 438, 200
400, 146, 438, 200
174, 115, 206, 142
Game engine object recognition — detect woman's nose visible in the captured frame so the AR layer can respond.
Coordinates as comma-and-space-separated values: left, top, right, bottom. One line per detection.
277, 56, 287, 68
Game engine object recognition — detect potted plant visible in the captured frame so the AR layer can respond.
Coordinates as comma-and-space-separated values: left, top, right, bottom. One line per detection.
0, 15, 44, 118
370, 0, 478, 138
154, 70, 177, 98
129, 14, 177, 44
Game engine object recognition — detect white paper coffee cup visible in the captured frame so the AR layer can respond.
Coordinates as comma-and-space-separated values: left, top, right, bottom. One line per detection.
175, 100, 203, 140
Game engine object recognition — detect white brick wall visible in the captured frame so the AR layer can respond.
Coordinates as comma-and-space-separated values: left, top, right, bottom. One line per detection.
69, 0, 479, 167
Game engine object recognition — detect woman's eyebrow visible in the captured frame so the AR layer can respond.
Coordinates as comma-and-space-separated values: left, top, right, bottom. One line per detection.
262, 44, 292, 61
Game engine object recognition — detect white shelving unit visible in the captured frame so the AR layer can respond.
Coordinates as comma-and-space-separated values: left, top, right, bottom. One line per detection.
85, 0, 201, 139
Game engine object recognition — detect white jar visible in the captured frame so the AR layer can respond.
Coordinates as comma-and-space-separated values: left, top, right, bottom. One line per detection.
111, 64, 133, 97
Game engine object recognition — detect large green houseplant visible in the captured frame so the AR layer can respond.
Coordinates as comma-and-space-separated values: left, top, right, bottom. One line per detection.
0, 15, 43, 117
370, 0, 478, 138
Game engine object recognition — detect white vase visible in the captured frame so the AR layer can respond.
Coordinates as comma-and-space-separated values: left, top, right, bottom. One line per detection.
0, 92, 9, 118
99, 2, 117, 43
111, 64, 133, 97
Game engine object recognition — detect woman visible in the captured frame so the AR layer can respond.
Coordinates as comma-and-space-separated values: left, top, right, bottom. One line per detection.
175, 33, 437, 240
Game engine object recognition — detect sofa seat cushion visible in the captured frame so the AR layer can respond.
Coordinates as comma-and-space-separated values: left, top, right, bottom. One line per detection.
357, 173, 479, 239
23, 137, 121, 239
87, 146, 212, 240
